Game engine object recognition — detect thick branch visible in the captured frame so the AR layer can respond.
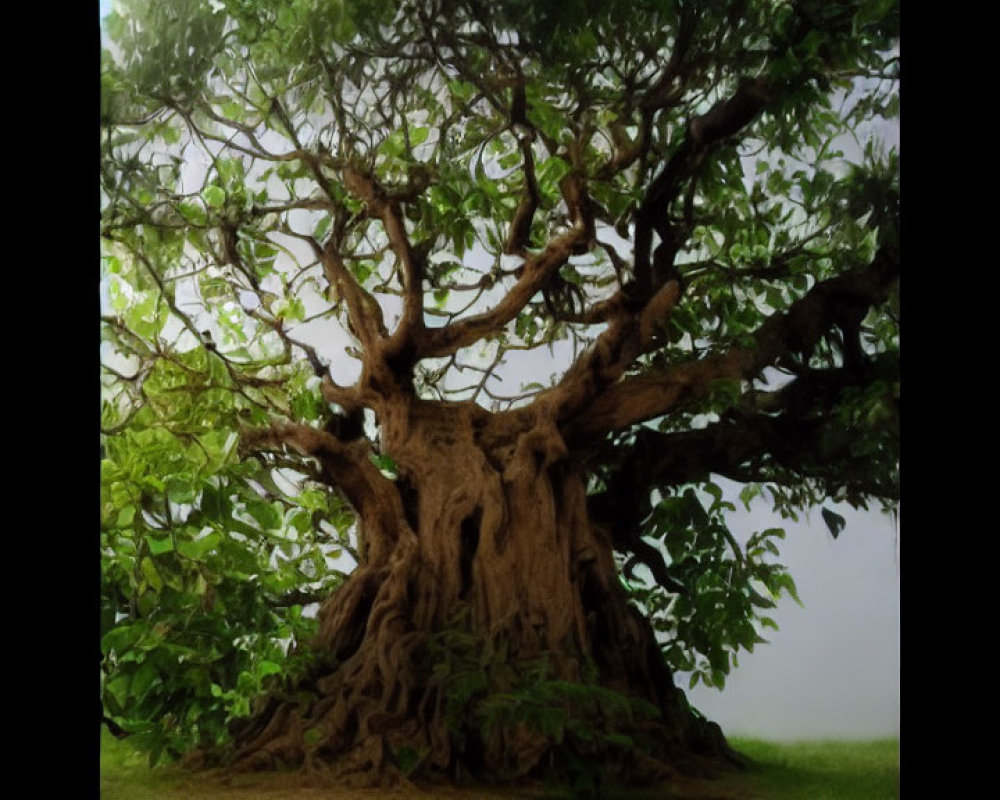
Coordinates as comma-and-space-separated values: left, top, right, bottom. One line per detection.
298, 229, 387, 354
342, 165, 426, 358
239, 422, 406, 564
638, 4, 700, 114
503, 137, 540, 255
240, 423, 376, 508
547, 281, 681, 422
624, 357, 897, 495
589, 356, 898, 593
320, 375, 377, 414
634, 78, 771, 293
566, 247, 899, 442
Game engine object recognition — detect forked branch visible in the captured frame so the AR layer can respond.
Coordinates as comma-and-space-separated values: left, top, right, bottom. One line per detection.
565, 247, 899, 443
418, 225, 588, 359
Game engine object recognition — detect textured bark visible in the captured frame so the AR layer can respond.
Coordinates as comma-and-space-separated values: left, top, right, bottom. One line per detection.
224, 396, 738, 787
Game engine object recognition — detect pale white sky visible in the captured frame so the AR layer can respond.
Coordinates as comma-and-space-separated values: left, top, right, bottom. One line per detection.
686, 488, 899, 740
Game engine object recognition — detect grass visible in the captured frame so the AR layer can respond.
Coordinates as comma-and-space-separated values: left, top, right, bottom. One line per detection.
727, 736, 900, 799
100, 727, 199, 800
100, 726, 899, 799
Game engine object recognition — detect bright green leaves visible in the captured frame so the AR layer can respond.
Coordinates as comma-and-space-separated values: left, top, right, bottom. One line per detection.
101, 339, 355, 762
176, 201, 208, 226
101, 434, 352, 762
537, 154, 572, 202
201, 185, 226, 209
377, 129, 410, 162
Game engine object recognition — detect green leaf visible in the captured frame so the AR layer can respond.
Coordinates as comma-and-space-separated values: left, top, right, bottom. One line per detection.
738, 484, 762, 511
200, 485, 232, 521
102, 624, 144, 657
105, 674, 131, 710
821, 507, 847, 539
140, 557, 163, 593
145, 534, 174, 555
177, 201, 207, 225
410, 127, 429, 146
369, 453, 398, 478
166, 477, 197, 504
131, 660, 160, 701
176, 531, 221, 559
201, 186, 226, 208
257, 660, 283, 679
380, 129, 407, 158
246, 500, 282, 531
313, 216, 332, 241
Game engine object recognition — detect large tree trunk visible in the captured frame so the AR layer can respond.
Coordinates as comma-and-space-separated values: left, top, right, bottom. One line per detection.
223, 397, 739, 787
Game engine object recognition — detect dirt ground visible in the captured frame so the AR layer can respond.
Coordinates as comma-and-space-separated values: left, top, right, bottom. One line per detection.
100, 764, 758, 800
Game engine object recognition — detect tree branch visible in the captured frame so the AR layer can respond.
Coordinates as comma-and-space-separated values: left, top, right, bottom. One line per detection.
301, 232, 386, 352
503, 136, 540, 255
587, 355, 898, 594
239, 421, 407, 564
566, 247, 899, 442
417, 224, 588, 358
599, 353, 898, 504
341, 165, 426, 361
634, 77, 771, 294
546, 281, 682, 422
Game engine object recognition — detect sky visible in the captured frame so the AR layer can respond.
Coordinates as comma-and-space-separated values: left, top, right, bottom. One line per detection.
100, 3, 900, 741
685, 491, 899, 740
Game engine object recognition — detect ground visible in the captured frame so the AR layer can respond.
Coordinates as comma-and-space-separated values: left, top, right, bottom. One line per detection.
101, 728, 900, 799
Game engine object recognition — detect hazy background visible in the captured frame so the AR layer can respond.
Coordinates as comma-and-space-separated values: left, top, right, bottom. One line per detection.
684, 495, 899, 740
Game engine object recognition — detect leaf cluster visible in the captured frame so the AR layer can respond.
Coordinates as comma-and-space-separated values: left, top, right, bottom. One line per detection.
414, 619, 660, 787
622, 481, 800, 691
101, 384, 355, 764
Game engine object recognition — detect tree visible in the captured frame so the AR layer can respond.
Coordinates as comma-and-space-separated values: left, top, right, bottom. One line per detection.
100, 0, 899, 790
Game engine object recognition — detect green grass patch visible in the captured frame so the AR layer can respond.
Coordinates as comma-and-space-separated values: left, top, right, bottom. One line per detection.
100, 726, 191, 800
101, 725, 900, 799
728, 737, 900, 800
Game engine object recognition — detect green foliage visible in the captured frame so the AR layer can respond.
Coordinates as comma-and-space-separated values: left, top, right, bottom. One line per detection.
100, 351, 355, 763
415, 617, 659, 788
622, 482, 800, 691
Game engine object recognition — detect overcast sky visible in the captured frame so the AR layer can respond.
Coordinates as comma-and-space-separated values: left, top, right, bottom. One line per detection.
686, 491, 899, 740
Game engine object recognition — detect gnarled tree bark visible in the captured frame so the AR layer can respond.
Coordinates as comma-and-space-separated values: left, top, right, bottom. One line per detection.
228, 394, 738, 787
